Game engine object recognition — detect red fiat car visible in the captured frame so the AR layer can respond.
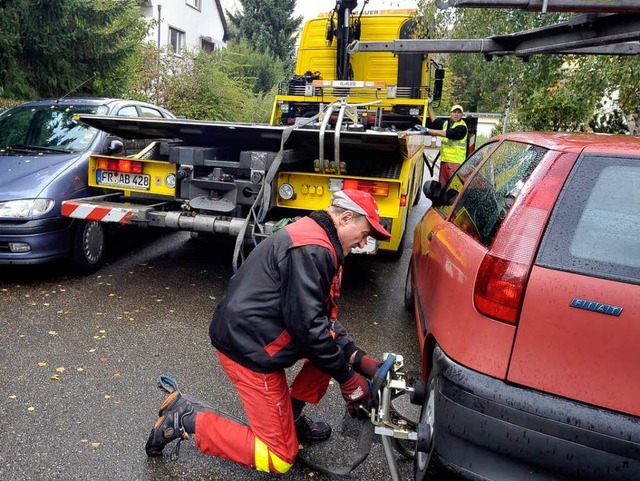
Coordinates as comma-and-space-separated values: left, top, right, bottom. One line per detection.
405, 132, 640, 480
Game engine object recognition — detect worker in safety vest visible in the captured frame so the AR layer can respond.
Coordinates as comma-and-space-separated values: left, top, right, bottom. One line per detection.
424, 103, 468, 185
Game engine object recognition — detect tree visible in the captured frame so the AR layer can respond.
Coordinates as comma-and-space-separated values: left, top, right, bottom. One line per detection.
124, 45, 277, 123
416, 1, 637, 133
0, 0, 148, 99
227, 0, 302, 64
224, 39, 287, 94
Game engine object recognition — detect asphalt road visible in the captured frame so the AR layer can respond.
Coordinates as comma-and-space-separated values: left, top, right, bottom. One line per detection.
0, 200, 433, 481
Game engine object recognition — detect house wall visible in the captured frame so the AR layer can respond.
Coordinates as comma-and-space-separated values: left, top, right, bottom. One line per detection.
140, 0, 226, 53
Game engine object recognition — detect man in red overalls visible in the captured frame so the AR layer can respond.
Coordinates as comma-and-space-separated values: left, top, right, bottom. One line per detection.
145, 189, 390, 474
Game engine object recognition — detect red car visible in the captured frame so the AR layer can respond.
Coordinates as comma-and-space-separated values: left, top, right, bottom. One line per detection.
405, 132, 640, 480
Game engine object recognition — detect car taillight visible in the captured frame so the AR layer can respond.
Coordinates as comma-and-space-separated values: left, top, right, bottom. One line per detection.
474, 152, 577, 325
342, 179, 390, 197
130, 161, 143, 174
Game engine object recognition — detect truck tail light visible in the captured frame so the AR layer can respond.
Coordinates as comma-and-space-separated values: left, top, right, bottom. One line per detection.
119, 159, 132, 172
96, 157, 109, 170
342, 179, 390, 197
474, 152, 577, 325
96, 157, 143, 174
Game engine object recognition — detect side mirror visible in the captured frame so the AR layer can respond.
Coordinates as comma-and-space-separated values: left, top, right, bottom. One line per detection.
432, 68, 445, 101
107, 139, 124, 155
423, 180, 443, 202
423, 180, 457, 207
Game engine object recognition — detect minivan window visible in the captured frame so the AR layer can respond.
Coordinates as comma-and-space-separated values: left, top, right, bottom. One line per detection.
449, 140, 547, 247
537, 155, 640, 284
0, 104, 107, 152
117, 106, 139, 117
140, 106, 164, 118
436, 141, 497, 218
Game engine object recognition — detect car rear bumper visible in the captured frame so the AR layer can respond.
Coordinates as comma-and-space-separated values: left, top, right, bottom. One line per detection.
0, 217, 74, 264
431, 346, 640, 481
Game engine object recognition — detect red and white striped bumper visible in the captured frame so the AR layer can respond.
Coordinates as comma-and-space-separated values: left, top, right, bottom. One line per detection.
61, 200, 134, 224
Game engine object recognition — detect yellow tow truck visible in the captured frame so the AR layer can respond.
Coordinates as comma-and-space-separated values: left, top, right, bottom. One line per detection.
62, 1, 475, 268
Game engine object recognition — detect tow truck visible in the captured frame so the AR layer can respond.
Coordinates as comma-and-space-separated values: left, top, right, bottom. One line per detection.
61, 1, 477, 271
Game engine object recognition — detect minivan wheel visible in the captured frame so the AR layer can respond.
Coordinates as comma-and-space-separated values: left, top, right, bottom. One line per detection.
70, 220, 106, 273
414, 356, 451, 481
404, 261, 415, 311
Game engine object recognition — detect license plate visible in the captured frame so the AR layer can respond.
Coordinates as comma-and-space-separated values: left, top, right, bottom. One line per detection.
351, 236, 378, 255
97, 170, 150, 190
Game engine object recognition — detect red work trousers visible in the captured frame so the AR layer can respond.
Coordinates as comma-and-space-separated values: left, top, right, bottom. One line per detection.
439, 160, 460, 186
194, 350, 331, 473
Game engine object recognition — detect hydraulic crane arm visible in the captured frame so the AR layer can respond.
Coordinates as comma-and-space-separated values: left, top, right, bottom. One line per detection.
349, 13, 640, 58
437, 0, 640, 14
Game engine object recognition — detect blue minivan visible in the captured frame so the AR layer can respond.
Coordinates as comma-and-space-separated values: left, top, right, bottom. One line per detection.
0, 97, 174, 272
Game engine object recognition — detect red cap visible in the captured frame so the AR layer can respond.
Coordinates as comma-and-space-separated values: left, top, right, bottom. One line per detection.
331, 189, 391, 241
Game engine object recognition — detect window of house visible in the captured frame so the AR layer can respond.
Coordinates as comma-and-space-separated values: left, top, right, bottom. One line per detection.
186, 0, 201, 10
201, 38, 216, 54
169, 27, 186, 55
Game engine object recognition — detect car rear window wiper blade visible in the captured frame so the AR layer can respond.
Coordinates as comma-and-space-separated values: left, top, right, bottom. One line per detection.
1, 145, 37, 154
2, 144, 75, 154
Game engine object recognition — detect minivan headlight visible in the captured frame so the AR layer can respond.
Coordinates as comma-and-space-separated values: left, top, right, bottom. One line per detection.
0, 199, 55, 218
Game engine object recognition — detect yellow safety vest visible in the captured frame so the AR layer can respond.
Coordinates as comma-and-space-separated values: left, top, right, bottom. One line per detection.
440, 119, 468, 164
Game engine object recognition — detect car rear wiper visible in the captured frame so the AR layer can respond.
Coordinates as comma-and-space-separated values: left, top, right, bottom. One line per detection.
1, 145, 37, 154
2, 144, 74, 154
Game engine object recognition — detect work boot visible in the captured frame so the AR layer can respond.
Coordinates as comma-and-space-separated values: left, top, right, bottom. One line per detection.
295, 414, 332, 443
145, 391, 195, 457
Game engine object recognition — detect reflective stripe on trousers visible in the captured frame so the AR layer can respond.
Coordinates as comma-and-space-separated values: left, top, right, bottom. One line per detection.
194, 351, 331, 473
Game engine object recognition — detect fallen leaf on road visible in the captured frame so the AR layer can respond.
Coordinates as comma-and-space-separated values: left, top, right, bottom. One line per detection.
38, 362, 47, 367
56, 367, 65, 373
48, 331, 58, 336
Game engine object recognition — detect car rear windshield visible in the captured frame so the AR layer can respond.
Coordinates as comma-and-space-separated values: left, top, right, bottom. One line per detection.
0, 104, 108, 152
537, 154, 640, 285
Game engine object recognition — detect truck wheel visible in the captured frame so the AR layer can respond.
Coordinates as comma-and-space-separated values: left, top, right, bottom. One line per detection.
70, 220, 106, 273
404, 261, 415, 312
414, 355, 451, 481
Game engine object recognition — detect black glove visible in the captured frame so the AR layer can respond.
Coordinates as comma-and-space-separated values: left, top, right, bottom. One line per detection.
340, 372, 370, 419
352, 350, 382, 378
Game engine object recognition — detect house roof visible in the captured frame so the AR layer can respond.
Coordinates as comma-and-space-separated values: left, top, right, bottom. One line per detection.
214, 0, 229, 42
